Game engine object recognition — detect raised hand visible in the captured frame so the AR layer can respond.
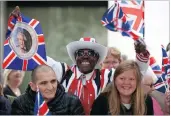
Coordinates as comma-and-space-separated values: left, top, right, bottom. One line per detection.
9, 6, 20, 18
134, 38, 147, 54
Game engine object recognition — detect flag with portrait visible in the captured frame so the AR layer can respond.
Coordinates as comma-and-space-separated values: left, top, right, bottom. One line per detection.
3, 12, 47, 71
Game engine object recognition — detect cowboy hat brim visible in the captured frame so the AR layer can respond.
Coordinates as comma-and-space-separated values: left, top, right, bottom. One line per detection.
66, 41, 107, 65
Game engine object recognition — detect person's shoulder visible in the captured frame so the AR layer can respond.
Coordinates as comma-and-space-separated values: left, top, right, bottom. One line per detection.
145, 95, 153, 102
145, 95, 154, 115
12, 93, 28, 104
0, 96, 11, 115
64, 92, 80, 101
145, 94, 153, 106
0, 96, 10, 104
3, 86, 11, 93
98, 92, 109, 100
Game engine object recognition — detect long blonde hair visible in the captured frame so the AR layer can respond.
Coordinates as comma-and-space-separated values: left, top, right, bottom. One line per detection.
107, 47, 121, 62
107, 60, 146, 115
3, 69, 25, 87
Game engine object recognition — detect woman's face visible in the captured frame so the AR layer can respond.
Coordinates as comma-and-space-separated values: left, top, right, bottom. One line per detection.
142, 76, 155, 94
8, 70, 24, 87
101, 55, 120, 69
115, 69, 137, 98
17, 32, 25, 49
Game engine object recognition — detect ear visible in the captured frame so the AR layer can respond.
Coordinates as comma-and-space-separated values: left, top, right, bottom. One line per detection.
29, 82, 37, 91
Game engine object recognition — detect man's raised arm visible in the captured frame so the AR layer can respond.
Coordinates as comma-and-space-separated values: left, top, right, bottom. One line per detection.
134, 38, 150, 76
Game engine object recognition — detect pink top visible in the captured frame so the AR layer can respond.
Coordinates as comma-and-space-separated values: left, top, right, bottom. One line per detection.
152, 97, 163, 115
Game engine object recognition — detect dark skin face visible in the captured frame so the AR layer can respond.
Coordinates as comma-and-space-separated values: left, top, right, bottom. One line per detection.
75, 49, 99, 74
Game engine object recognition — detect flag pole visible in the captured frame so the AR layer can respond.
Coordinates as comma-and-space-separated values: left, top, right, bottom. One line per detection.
0, 1, 6, 84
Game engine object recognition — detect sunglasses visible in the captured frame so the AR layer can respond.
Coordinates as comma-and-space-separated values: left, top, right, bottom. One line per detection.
75, 49, 99, 57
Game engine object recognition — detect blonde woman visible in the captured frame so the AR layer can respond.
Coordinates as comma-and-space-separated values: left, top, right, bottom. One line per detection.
91, 60, 154, 115
3, 69, 25, 97
100, 47, 122, 69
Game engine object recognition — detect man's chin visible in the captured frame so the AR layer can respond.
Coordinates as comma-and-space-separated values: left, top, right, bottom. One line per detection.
44, 96, 54, 102
82, 70, 93, 74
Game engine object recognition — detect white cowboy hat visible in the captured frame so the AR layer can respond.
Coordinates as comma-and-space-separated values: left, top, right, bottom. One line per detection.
66, 37, 108, 65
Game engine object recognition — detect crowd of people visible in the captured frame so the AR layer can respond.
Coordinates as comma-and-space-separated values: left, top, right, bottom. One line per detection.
0, 6, 170, 115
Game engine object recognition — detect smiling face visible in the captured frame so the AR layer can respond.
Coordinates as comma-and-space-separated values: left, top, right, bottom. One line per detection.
115, 69, 137, 98
75, 49, 99, 74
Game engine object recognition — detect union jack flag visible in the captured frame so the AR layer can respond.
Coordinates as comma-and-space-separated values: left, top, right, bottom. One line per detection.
101, 1, 130, 31
101, 1, 133, 38
101, 0, 144, 40
161, 45, 170, 88
3, 14, 47, 71
120, 0, 144, 38
150, 56, 166, 93
150, 45, 170, 93
34, 88, 51, 115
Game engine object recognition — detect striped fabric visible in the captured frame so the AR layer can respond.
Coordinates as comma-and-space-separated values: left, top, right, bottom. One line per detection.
62, 65, 114, 115
61, 51, 148, 114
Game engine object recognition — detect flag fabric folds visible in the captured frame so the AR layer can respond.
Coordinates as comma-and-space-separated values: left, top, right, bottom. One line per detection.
34, 88, 51, 115
150, 45, 170, 93
120, 0, 144, 38
101, 0, 144, 40
3, 14, 47, 71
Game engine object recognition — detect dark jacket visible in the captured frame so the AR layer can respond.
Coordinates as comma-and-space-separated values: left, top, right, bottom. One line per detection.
11, 84, 85, 115
0, 96, 11, 115
90, 92, 154, 115
3, 85, 17, 97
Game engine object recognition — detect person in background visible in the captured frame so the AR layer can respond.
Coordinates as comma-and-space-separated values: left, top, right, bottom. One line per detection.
11, 65, 84, 115
101, 47, 121, 69
10, 6, 150, 115
90, 60, 154, 115
164, 90, 170, 115
121, 54, 128, 62
0, 84, 11, 115
3, 69, 25, 97
142, 75, 164, 115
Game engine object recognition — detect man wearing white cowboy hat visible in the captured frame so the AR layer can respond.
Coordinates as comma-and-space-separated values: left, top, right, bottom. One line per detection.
47, 37, 150, 115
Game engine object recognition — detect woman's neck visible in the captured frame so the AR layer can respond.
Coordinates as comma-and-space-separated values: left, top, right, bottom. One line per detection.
8, 84, 19, 90
120, 95, 131, 104
8, 84, 21, 96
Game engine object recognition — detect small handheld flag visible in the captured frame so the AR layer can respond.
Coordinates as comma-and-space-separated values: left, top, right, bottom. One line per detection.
34, 88, 51, 115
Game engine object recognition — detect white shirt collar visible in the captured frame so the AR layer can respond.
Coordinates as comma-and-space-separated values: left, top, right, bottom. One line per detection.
76, 66, 94, 80
122, 103, 131, 109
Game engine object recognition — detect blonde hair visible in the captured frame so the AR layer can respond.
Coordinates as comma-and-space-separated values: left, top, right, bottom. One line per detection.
3, 69, 25, 87
107, 60, 146, 115
107, 47, 121, 62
